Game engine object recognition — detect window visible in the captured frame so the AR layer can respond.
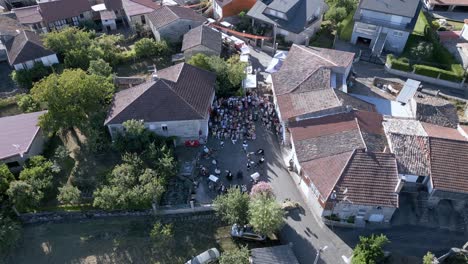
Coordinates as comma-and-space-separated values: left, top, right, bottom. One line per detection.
80, 14, 84, 19
393, 31, 404, 37
161, 124, 168, 131
188, 24, 192, 30
141, 15, 146, 24
6, 161, 20, 168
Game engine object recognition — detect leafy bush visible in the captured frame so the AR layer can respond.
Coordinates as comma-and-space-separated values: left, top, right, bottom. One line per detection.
387, 55, 411, 72
413, 64, 464, 82
219, 246, 250, 264
325, 214, 340, 221
17, 94, 40, 113
347, 215, 355, 223
250, 181, 275, 199
134, 38, 169, 58
11, 62, 52, 89
57, 184, 81, 205
410, 41, 434, 61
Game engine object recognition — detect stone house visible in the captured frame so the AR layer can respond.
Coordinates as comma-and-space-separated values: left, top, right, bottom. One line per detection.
5, 30, 58, 70
247, 0, 326, 44
12, 0, 93, 32
146, 5, 206, 42
181, 25, 222, 60
121, 0, 159, 30
288, 111, 399, 224
212, 0, 257, 20
0, 111, 47, 170
351, 0, 421, 55
105, 63, 216, 143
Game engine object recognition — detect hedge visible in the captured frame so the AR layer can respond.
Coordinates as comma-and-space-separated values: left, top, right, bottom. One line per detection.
413, 64, 464, 82
387, 55, 411, 72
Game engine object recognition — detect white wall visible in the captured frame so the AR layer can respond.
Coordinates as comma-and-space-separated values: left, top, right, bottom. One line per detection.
326, 202, 396, 223
1, 129, 45, 167
102, 18, 117, 31
213, 1, 223, 20
13, 54, 59, 70
461, 23, 468, 41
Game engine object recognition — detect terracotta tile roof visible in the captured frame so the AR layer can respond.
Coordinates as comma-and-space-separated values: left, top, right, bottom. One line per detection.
0, 111, 47, 160
38, 0, 92, 23
429, 138, 468, 194
422, 122, 467, 141
182, 25, 222, 54
5, 30, 55, 65
334, 151, 399, 207
414, 93, 459, 128
147, 5, 206, 30
105, 63, 215, 125
12, 6, 43, 24
301, 151, 354, 200
122, 0, 159, 17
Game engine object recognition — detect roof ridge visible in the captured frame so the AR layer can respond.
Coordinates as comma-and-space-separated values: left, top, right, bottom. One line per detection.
288, 67, 330, 94
354, 116, 368, 151
161, 78, 205, 119
294, 44, 337, 66
325, 149, 356, 200
10, 32, 30, 63
105, 81, 155, 124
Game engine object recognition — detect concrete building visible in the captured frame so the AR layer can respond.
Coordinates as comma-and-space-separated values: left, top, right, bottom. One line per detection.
247, 0, 326, 44
213, 0, 257, 20
12, 0, 93, 32
288, 111, 399, 224
121, 0, 159, 30
0, 111, 47, 170
351, 0, 422, 55
105, 63, 216, 144
147, 5, 206, 42
181, 25, 222, 60
270, 44, 375, 144
5, 30, 58, 70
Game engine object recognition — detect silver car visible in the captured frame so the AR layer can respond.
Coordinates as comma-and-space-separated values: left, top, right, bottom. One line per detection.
231, 224, 266, 242
185, 248, 220, 264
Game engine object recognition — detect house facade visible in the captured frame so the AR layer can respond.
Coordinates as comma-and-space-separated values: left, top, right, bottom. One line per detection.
12, 0, 93, 32
121, 0, 159, 30
0, 111, 47, 170
422, 0, 468, 12
351, 0, 421, 55
247, 0, 325, 44
105, 63, 216, 144
181, 25, 222, 60
213, 0, 257, 20
147, 5, 206, 42
5, 30, 58, 70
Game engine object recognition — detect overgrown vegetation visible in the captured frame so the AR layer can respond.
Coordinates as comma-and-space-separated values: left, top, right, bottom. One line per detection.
10, 62, 55, 89
351, 234, 389, 264
219, 246, 250, 264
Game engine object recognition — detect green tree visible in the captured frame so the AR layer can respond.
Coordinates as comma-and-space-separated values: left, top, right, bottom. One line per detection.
43, 27, 93, 57
19, 155, 55, 193
248, 195, 284, 235
7, 181, 39, 211
88, 59, 113, 77
10, 62, 52, 89
187, 53, 211, 71
351, 234, 389, 264
57, 184, 81, 205
213, 188, 250, 225
93, 155, 165, 210
31, 69, 114, 136
134, 38, 169, 58
64, 48, 91, 69
150, 221, 173, 245
423, 251, 435, 264
219, 246, 250, 264
325, 7, 347, 25
17, 94, 40, 113
0, 164, 14, 196
0, 212, 22, 254
410, 41, 434, 62
114, 119, 151, 153
90, 34, 123, 66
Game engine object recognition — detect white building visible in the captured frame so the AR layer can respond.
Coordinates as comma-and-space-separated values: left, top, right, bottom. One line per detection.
5, 30, 58, 70
105, 63, 216, 144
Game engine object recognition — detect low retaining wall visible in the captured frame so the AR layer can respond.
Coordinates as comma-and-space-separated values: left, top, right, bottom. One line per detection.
385, 64, 466, 90
322, 218, 357, 228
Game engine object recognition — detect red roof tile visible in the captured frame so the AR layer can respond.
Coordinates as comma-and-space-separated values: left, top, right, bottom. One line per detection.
38, 0, 92, 23
422, 122, 467, 141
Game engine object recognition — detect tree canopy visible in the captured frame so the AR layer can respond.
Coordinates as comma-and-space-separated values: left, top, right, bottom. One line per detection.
213, 188, 250, 225
57, 184, 81, 205
134, 38, 170, 58
31, 69, 114, 135
188, 54, 246, 97
248, 195, 284, 235
88, 59, 113, 77
0, 164, 14, 197
219, 246, 250, 264
351, 234, 389, 264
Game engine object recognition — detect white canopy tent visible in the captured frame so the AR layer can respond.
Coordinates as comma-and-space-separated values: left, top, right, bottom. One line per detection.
265, 50, 288, 73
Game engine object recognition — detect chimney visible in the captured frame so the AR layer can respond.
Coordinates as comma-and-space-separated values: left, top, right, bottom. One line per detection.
151, 66, 158, 81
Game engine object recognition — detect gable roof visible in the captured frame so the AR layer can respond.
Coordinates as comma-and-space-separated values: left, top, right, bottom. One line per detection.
358, 0, 421, 18
147, 5, 206, 30
181, 25, 222, 54
38, 0, 92, 23
289, 111, 393, 204
272, 45, 372, 120
0, 111, 47, 160
5, 30, 55, 65
247, 0, 325, 34
12, 5, 43, 24
122, 0, 160, 17
334, 151, 399, 207
105, 63, 216, 125
0, 15, 29, 35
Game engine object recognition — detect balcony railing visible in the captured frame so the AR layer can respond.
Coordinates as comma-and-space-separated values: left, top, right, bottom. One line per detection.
355, 14, 412, 30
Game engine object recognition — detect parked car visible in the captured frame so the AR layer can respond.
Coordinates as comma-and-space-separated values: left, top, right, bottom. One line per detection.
231, 224, 266, 242
185, 248, 220, 264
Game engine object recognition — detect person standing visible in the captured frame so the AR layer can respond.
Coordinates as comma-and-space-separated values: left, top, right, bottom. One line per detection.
242, 140, 248, 153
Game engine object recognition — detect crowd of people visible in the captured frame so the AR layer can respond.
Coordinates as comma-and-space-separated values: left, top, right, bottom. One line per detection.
208, 93, 282, 143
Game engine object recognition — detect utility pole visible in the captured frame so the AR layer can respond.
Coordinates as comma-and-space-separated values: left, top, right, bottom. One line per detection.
313, 246, 328, 264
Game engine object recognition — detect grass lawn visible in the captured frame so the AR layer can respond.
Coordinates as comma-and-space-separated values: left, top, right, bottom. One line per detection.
338, 12, 355, 41
413, 11, 430, 36
447, 20, 465, 31
6, 216, 265, 264
310, 23, 335, 48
